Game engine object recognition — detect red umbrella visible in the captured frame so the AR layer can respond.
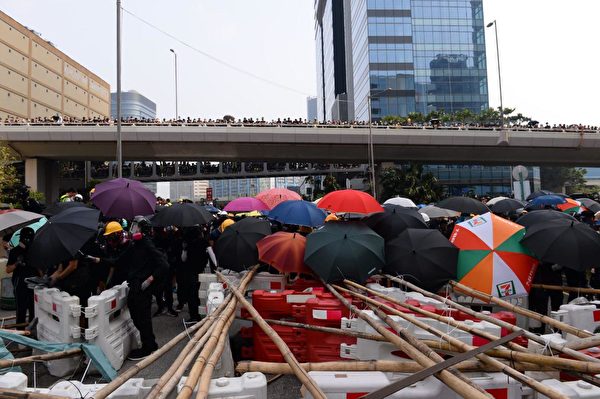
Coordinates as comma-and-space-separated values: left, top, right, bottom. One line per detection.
256, 188, 301, 209
317, 189, 383, 214
257, 231, 312, 274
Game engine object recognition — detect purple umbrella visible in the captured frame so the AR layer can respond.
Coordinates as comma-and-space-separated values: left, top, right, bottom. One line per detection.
91, 178, 156, 219
224, 197, 269, 212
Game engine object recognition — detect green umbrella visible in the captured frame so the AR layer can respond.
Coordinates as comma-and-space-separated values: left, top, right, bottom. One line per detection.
304, 221, 385, 284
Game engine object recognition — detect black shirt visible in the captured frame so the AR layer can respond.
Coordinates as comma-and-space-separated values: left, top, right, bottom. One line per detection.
7, 245, 38, 281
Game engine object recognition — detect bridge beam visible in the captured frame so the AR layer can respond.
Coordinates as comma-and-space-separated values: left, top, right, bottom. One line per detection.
25, 158, 60, 203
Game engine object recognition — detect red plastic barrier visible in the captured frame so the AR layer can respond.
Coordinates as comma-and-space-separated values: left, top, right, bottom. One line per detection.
305, 296, 354, 362
251, 324, 307, 362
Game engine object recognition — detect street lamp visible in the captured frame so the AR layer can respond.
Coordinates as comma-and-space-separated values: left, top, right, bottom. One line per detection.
116, 0, 123, 178
367, 88, 391, 199
486, 20, 507, 145
170, 49, 178, 120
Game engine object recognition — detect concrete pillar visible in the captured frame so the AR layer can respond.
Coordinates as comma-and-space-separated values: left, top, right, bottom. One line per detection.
25, 158, 60, 204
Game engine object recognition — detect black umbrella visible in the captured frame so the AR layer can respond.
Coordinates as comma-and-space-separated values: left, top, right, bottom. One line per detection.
364, 205, 427, 241
214, 217, 271, 271
526, 190, 556, 201
28, 207, 101, 271
304, 221, 385, 284
489, 198, 526, 215
151, 203, 213, 227
436, 197, 489, 215
516, 209, 576, 228
42, 201, 88, 217
520, 219, 600, 271
385, 228, 458, 293
579, 198, 600, 214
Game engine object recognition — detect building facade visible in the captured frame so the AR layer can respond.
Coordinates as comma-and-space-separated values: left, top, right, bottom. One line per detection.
306, 96, 318, 121
111, 90, 156, 120
315, 0, 489, 122
0, 11, 110, 121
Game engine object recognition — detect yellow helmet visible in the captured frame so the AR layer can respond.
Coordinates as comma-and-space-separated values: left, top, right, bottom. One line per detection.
325, 213, 339, 222
103, 221, 123, 236
219, 219, 235, 232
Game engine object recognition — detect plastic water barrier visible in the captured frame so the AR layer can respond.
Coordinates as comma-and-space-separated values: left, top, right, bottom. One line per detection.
33, 287, 82, 377
177, 372, 267, 399
83, 282, 141, 370
551, 303, 600, 340
302, 371, 526, 399
31, 377, 153, 399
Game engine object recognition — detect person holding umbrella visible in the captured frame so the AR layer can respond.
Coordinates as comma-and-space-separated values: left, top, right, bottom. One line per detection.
6, 227, 39, 325
114, 216, 169, 360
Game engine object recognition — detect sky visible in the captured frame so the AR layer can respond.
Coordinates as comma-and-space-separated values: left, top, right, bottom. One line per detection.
1, 1, 598, 125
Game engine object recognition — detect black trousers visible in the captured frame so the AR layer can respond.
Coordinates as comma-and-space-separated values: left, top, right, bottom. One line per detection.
13, 278, 34, 325
128, 290, 157, 350
155, 268, 175, 310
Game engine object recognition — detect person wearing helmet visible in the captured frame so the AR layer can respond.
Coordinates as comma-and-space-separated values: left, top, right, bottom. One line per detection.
115, 215, 168, 360
6, 227, 39, 325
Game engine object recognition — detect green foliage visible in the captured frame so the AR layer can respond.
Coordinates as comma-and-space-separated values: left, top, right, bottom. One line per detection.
28, 191, 45, 203
540, 167, 587, 193
0, 144, 19, 204
381, 115, 407, 125
322, 175, 341, 194
380, 164, 442, 204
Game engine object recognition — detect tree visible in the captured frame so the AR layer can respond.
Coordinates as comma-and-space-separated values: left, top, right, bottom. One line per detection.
380, 164, 442, 204
540, 166, 587, 193
0, 144, 19, 204
322, 175, 340, 194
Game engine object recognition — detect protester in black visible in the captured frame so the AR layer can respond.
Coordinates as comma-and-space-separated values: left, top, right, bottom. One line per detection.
6, 227, 39, 325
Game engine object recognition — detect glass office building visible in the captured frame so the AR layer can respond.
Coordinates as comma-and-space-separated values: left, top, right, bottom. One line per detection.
110, 90, 156, 120
315, 0, 488, 121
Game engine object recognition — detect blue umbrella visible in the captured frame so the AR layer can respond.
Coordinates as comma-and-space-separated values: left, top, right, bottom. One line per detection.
203, 204, 221, 214
528, 194, 567, 209
10, 217, 48, 248
269, 200, 327, 227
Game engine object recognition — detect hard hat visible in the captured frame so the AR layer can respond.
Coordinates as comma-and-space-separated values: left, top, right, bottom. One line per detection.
103, 221, 123, 236
219, 219, 235, 232
325, 213, 339, 222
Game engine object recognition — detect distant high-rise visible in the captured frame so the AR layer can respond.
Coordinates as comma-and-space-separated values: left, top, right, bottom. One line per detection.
315, 0, 489, 122
111, 90, 156, 120
306, 96, 318, 121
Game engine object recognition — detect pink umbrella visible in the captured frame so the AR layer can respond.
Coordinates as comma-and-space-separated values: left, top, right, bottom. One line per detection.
256, 188, 301, 209
224, 197, 269, 212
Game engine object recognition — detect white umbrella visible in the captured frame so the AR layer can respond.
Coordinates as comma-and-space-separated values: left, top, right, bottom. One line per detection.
0, 209, 44, 234
383, 197, 417, 208
486, 196, 509, 206
418, 205, 460, 219
420, 213, 431, 223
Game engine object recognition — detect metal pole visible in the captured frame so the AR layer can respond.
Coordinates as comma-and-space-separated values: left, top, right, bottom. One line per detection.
170, 49, 178, 120
367, 95, 376, 199
494, 21, 504, 129
116, 0, 122, 178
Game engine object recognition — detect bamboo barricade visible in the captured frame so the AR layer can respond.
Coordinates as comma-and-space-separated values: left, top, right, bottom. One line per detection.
236, 317, 387, 342
218, 272, 327, 399
178, 268, 259, 399
196, 314, 235, 399
344, 286, 567, 399
0, 348, 82, 369
450, 280, 593, 338
92, 268, 256, 399
0, 389, 70, 399
388, 275, 600, 363
566, 335, 600, 351
342, 281, 529, 353
532, 284, 600, 295
324, 282, 492, 399
236, 359, 554, 374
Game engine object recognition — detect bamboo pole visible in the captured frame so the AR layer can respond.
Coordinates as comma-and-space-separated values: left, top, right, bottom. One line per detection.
0, 389, 70, 399
177, 269, 258, 399
92, 268, 256, 399
196, 314, 235, 399
0, 348, 82, 368
566, 335, 600, 351
344, 286, 568, 399
387, 275, 600, 363
236, 317, 387, 342
342, 281, 528, 353
532, 284, 600, 295
218, 272, 327, 399
236, 360, 553, 374
324, 282, 491, 399
0, 329, 29, 335
450, 280, 593, 338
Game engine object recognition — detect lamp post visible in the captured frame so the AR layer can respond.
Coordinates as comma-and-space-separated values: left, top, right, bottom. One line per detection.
367, 88, 391, 199
116, 0, 122, 178
486, 20, 506, 143
170, 49, 178, 120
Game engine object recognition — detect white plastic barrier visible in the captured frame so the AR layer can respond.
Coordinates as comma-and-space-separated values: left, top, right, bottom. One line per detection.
452, 292, 529, 329
33, 287, 82, 377
244, 271, 286, 293
551, 304, 600, 340
31, 378, 153, 399
199, 273, 219, 316
177, 372, 267, 399
203, 282, 234, 378
526, 333, 566, 381
340, 311, 501, 361
367, 283, 448, 310
201, 282, 225, 316
302, 371, 524, 399
83, 282, 141, 370
0, 372, 27, 390
538, 379, 600, 399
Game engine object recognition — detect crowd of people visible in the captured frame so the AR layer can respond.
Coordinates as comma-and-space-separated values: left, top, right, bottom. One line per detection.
1, 114, 598, 132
